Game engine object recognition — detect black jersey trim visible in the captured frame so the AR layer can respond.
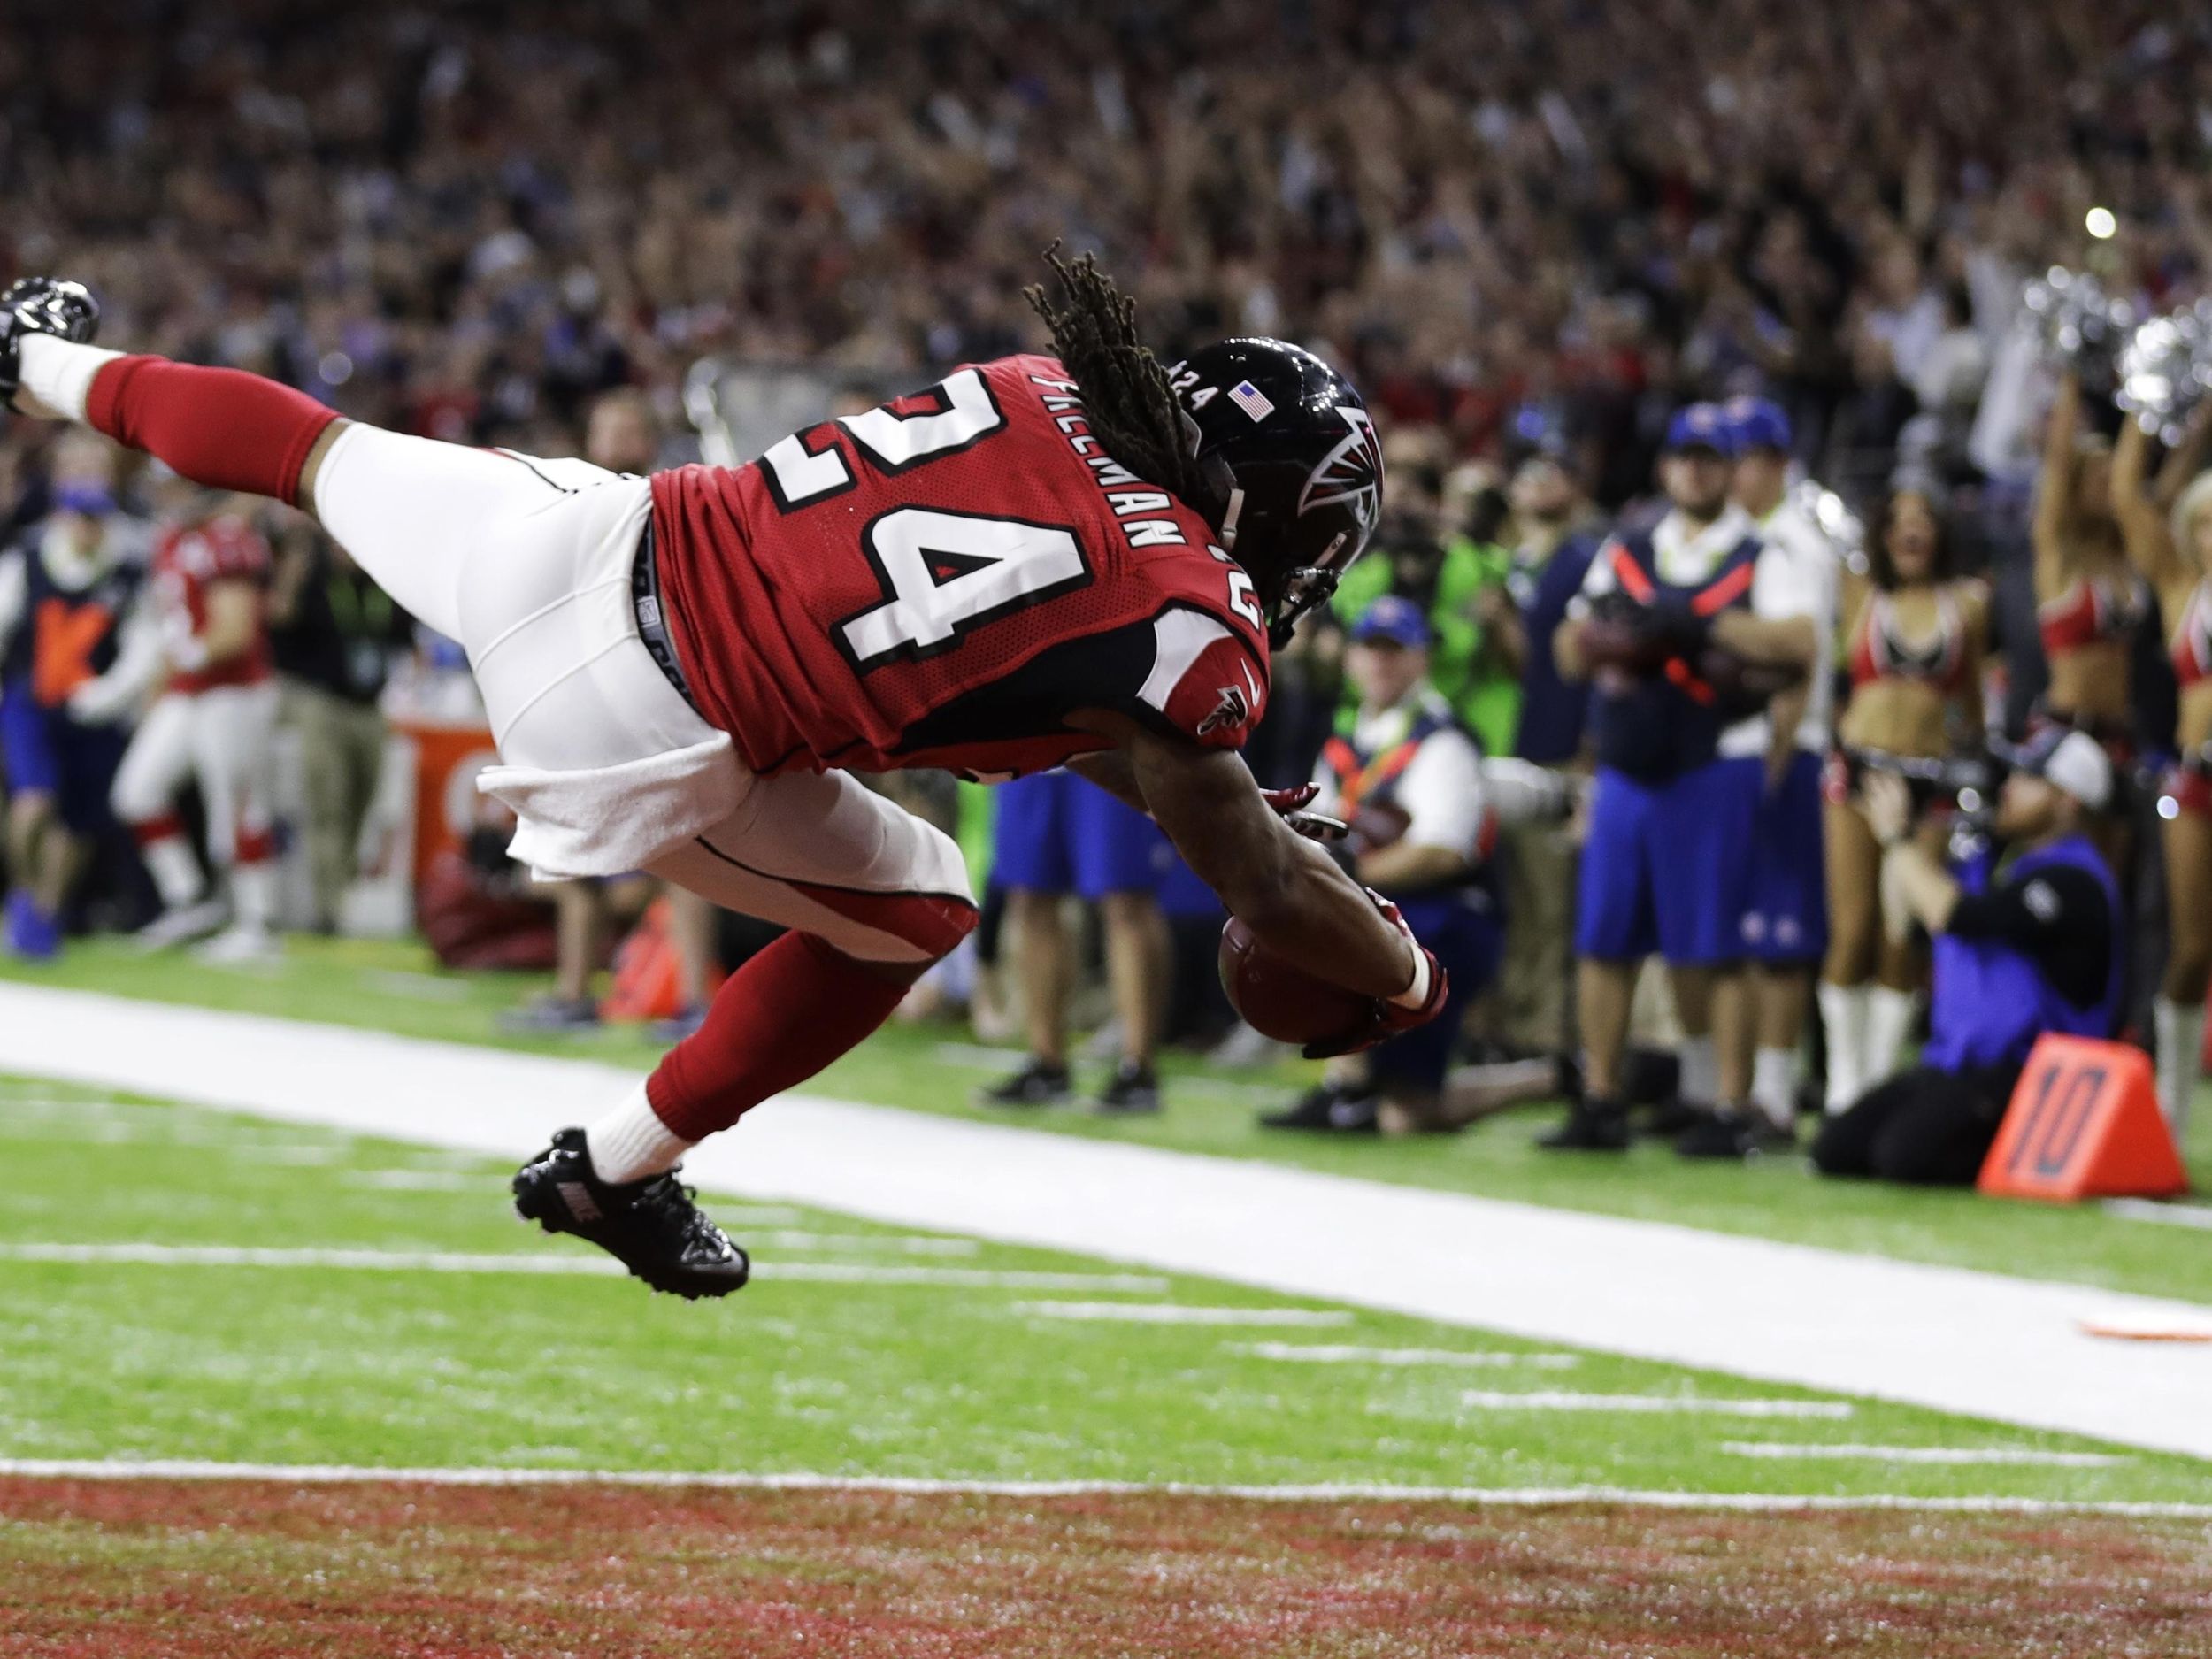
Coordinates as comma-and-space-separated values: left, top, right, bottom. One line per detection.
690, 835, 979, 911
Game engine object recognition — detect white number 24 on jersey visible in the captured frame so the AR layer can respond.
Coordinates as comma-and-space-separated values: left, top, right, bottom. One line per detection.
837, 510, 1088, 669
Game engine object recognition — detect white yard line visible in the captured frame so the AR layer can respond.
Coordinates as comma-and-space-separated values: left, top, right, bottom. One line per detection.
1721, 1442, 2124, 1467
2, 984, 2209, 1459
0, 1456, 2204, 1517
0, 1241, 1161, 1292
1015, 1301, 1351, 1326
1234, 1342, 1580, 1369
2104, 1198, 2212, 1231
1458, 1392, 1851, 1418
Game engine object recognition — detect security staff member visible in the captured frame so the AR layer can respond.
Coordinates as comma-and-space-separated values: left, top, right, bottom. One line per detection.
1544, 403, 1821, 1150
1263, 598, 1503, 1134
1811, 728, 2121, 1186
0, 433, 148, 958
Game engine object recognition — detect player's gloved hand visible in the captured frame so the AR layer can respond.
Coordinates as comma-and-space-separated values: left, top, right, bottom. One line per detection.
1261, 782, 1349, 843
1301, 888, 1450, 1059
0, 278, 101, 410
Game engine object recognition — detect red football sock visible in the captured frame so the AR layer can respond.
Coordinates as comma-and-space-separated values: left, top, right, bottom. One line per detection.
645, 932, 912, 1141
86, 356, 339, 510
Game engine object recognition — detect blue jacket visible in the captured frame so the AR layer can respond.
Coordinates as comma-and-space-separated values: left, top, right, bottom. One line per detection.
1924, 835, 2122, 1071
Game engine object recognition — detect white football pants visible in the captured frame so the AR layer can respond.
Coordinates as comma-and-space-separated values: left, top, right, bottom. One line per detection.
111, 682, 279, 869
308, 424, 971, 963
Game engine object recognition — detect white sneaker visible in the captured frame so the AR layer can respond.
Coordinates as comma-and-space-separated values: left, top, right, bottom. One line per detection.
195, 925, 280, 965
1210, 1022, 1289, 1069
134, 897, 230, 951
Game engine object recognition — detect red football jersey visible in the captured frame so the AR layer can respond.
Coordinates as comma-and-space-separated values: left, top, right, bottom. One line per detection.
151, 514, 272, 694
650, 354, 1271, 779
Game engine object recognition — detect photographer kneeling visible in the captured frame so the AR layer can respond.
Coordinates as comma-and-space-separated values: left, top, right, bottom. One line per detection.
1811, 730, 2121, 1186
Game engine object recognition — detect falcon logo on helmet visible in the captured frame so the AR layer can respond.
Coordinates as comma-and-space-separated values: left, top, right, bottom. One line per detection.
1298, 406, 1384, 526
1171, 338, 1386, 651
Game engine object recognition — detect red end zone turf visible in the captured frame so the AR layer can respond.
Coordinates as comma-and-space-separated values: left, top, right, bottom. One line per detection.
3, 1479, 2209, 1659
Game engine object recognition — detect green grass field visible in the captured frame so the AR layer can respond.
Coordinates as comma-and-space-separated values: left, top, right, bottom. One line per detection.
6, 1073, 2200, 1502
4, 944, 2211, 1654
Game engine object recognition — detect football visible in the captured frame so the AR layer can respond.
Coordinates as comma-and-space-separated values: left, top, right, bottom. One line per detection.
1217, 916, 1371, 1046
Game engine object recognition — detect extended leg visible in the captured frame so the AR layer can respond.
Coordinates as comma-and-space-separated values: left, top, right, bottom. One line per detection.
111, 694, 211, 933
17, 334, 561, 643
590, 768, 977, 1180
2156, 809, 2212, 1139
189, 683, 282, 950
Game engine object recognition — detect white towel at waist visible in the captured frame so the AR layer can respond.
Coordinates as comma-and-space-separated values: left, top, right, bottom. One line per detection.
480, 730, 751, 880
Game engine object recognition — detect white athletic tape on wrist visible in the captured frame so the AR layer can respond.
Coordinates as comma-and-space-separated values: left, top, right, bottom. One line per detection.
1389, 944, 1431, 1010
18, 334, 122, 421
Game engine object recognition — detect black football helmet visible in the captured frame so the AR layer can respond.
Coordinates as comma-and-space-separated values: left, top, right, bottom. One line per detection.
1169, 339, 1384, 649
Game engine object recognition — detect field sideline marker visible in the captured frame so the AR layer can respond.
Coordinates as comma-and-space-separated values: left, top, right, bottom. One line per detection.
1720, 1442, 2124, 1467
1233, 1342, 1580, 1369
0, 1241, 1164, 1292
1014, 1301, 1351, 1325
0, 1458, 2204, 1517
1457, 1391, 1852, 1418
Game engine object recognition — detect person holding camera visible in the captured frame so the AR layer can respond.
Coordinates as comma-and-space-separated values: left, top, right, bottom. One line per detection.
1543, 403, 1822, 1151
1810, 729, 2121, 1185
1817, 488, 1990, 1111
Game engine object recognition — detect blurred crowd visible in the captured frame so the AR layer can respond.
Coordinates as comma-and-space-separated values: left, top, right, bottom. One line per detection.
2, 0, 2209, 1180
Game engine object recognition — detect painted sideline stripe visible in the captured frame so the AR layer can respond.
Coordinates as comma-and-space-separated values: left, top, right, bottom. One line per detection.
1015, 1301, 1350, 1326
4, 984, 2209, 1460
2103, 1199, 2212, 1232
1720, 1442, 2124, 1468
1235, 1342, 1580, 1370
0, 1242, 1162, 1293
0, 1458, 2203, 1517
1459, 1391, 1851, 1418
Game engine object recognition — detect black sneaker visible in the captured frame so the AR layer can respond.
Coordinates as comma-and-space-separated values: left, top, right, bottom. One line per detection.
1093, 1060, 1162, 1115
1259, 1081, 1379, 1133
511, 1129, 750, 1300
1536, 1096, 1632, 1151
0, 277, 99, 404
500, 995, 603, 1035
1638, 1096, 1705, 1139
976, 1057, 1071, 1108
1673, 1107, 1797, 1161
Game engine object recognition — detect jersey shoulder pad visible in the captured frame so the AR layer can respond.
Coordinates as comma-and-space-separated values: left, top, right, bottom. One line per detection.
1133, 601, 1270, 750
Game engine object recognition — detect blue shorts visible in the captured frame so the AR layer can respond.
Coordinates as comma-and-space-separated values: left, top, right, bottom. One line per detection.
1153, 848, 1223, 920
1740, 749, 1828, 964
1576, 757, 1761, 966
0, 678, 125, 834
991, 770, 1168, 899
0, 676, 58, 797
1368, 894, 1502, 1093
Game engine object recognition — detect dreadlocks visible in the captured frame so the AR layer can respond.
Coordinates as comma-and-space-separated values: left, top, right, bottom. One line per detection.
1024, 246, 1222, 518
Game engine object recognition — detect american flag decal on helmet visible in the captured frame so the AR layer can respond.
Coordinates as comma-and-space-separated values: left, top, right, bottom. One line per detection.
1228, 380, 1275, 421
1297, 406, 1384, 532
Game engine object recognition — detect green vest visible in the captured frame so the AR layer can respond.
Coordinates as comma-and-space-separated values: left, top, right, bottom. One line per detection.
1333, 537, 1520, 755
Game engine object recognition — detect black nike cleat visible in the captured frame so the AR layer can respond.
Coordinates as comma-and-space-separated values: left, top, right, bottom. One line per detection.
1535, 1096, 1632, 1152
975, 1057, 1071, 1108
0, 278, 101, 407
511, 1128, 750, 1300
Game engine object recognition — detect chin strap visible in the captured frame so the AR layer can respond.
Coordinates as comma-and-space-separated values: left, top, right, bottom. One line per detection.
1217, 486, 1245, 551
1267, 565, 1341, 650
